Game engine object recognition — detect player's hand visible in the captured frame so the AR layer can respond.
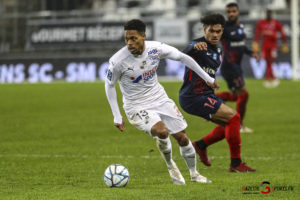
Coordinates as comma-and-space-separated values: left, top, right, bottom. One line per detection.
194, 42, 207, 51
252, 52, 260, 62
252, 42, 260, 53
114, 119, 125, 132
281, 43, 289, 54
207, 79, 219, 90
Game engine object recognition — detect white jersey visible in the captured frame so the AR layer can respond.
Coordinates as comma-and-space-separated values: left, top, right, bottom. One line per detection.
107, 41, 173, 113
105, 40, 214, 123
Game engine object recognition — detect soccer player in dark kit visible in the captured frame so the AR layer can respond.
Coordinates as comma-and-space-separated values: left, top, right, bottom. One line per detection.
179, 13, 256, 172
194, 3, 259, 133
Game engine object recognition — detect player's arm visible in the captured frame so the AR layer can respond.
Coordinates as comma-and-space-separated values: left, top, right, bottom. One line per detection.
244, 46, 260, 61
104, 62, 125, 132
277, 21, 289, 53
252, 21, 262, 53
161, 43, 219, 90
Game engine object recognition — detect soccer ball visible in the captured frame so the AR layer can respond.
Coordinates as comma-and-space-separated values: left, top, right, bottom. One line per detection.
104, 164, 129, 187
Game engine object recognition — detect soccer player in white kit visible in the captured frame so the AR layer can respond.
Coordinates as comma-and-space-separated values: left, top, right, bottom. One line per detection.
105, 19, 218, 185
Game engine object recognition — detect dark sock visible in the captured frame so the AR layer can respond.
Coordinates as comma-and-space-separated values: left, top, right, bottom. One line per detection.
196, 139, 207, 150
231, 158, 242, 167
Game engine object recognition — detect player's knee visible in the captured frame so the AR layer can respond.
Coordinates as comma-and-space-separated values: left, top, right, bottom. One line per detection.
227, 108, 237, 119
155, 127, 169, 139
235, 113, 241, 122
235, 87, 247, 96
229, 113, 240, 124
241, 90, 249, 98
174, 132, 189, 146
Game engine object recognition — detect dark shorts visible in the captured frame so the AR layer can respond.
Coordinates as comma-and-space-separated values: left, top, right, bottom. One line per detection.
221, 62, 245, 90
179, 93, 223, 121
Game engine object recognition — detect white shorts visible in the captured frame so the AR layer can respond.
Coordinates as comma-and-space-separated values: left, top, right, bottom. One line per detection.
126, 100, 187, 136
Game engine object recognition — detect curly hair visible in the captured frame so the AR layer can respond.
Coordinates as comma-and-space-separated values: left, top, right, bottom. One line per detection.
124, 19, 146, 33
200, 14, 226, 27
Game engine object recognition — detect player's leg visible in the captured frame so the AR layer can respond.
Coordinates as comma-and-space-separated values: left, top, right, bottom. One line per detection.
219, 68, 252, 132
171, 130, 211, 183
150, 121, 186, 185
216, 66, 238, 102
270, 48, 280, 87
172, 131, 195, 174
127, 110, 173, 168
211, 103, 256, 172
193, 125, 225, 166
180, 94, 224, 166
232, 86, 252, 133
160, 100, 211, 183
151, 121, 172, 166
126, 109, 184, 184
157, 101, 193, 171
215, 91, 237, 102
263, 47, 278, 87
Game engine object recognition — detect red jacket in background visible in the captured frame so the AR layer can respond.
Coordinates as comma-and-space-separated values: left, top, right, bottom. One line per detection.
254, 19, 287, 49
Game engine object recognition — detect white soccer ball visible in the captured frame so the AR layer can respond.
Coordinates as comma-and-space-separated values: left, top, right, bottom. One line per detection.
104, 164, 129, 187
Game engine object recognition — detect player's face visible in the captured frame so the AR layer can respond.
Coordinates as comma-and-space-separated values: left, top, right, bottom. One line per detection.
125, 30, 146, 56
204, 24, 223, 45
226, 6, 239, 23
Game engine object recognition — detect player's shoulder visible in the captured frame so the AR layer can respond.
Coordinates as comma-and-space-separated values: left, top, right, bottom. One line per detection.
274, 19, 283, 25
185, 37, 203, 49
109, 46, 131, 67
239, 23, 245, 28
145, 40, 165, 52
189, 37, 203, 45
145, 40, 163, 47
183, 37, 205, 54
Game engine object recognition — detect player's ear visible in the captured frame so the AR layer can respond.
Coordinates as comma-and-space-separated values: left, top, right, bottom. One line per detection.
203, 26, 208, 34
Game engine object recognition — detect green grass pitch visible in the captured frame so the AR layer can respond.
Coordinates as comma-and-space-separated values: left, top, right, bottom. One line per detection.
0, 79, 299, 200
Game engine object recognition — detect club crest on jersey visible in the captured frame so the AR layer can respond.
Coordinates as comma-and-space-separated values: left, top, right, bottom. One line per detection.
238, 28, 243, 34
213, 53, 218, 60
131, 66, 158, 83
140, 61, 146, 69
107, 69, 112, 81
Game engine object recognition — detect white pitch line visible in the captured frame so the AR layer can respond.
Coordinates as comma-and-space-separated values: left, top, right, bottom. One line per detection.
0, 154, 298, 161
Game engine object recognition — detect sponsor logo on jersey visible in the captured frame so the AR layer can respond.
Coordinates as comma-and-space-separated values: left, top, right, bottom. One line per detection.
132, 75, 142, 83
230, 41, 246, 47
131, 66, 158, 83
202, 66, 216, 75
150, 54, 160, 65
148, 48, 158, 55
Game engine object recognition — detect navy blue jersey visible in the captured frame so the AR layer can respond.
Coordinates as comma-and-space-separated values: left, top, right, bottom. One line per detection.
221, 21, 252, 65
179, 37, 222, 97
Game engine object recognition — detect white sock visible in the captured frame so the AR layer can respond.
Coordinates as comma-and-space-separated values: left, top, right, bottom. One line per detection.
180, 140, 197, 175
156, 137, 173, 169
